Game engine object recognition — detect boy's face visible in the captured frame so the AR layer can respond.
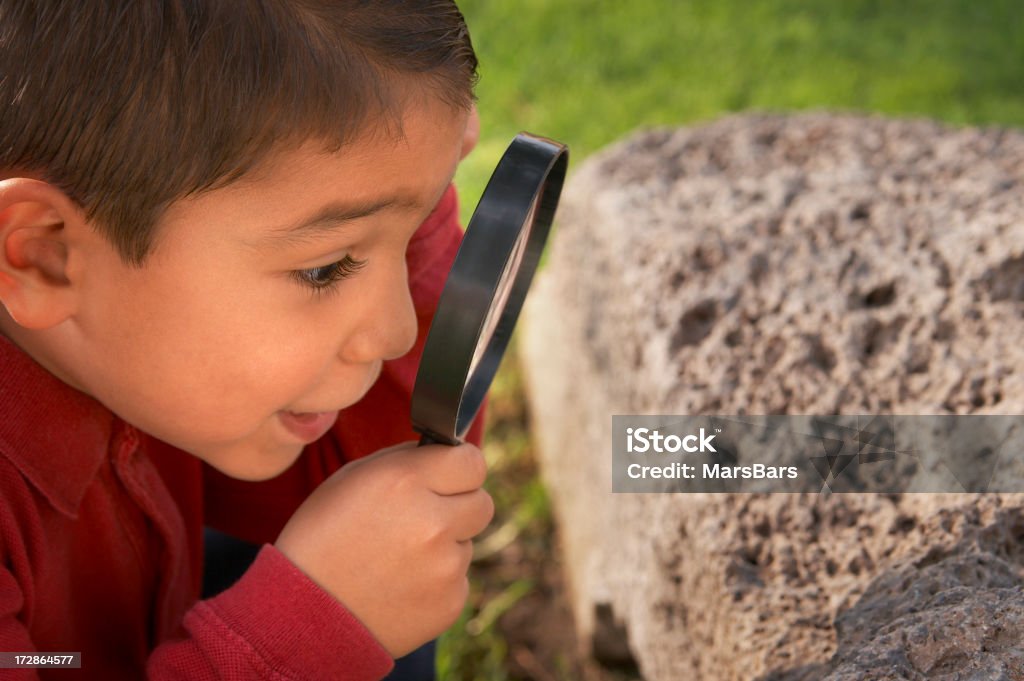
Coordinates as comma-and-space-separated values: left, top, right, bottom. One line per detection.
58, 97, 469, 480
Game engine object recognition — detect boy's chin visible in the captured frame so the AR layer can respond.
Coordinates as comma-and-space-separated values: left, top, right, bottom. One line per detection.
199, 442, 306, 482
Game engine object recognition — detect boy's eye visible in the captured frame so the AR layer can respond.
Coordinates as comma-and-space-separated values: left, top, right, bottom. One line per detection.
291, 255, 367, 297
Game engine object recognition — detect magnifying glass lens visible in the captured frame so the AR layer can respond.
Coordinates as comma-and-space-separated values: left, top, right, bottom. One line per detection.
466, 201, 536, 385
412, 132, 568, 445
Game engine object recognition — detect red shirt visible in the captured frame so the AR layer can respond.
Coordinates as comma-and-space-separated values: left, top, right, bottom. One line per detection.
0, 186, 483, 680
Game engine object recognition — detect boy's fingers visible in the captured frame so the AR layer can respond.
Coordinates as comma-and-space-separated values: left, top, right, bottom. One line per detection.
455, 539, 474, 573
445, 488, 495, 542
414, 443, 487, 495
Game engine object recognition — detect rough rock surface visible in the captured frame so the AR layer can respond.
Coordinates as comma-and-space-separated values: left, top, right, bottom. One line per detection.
518, 114, 1024, 680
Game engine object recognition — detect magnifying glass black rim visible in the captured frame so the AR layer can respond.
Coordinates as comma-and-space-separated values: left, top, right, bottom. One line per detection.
411, 132, 568, 445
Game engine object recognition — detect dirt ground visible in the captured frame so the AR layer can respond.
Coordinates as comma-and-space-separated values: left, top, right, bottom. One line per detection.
468, 353, 641, 681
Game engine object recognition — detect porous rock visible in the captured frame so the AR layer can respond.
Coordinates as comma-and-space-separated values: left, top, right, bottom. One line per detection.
519, 113, 1024, 680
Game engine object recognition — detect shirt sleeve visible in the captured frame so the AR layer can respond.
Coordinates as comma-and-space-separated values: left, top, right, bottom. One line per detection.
0, 548, 392, 680
145, 544, 394, 680
0, 461, 393, 680
203, 184, 487, 546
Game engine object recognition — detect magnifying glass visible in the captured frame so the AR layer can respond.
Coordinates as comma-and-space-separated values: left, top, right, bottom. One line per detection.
411, 132, 569, 446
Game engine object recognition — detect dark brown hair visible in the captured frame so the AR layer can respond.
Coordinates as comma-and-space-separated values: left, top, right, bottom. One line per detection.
0, 0, 478, 266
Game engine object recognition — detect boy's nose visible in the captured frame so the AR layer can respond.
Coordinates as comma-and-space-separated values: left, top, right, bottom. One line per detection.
342, 259, 418, 364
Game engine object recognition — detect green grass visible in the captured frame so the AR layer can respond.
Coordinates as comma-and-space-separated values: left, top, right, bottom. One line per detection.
442, 2, 1024, 678
455, 0, 1024, 223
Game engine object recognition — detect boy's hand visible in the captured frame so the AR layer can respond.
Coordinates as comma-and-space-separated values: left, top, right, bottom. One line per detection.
274, 441, 494, 658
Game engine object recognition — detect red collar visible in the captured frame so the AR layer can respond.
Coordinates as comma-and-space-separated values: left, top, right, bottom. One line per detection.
0, 332, 118, 518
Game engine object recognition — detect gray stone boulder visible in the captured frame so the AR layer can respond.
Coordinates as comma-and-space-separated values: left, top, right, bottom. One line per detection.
519, 113, 1024, 680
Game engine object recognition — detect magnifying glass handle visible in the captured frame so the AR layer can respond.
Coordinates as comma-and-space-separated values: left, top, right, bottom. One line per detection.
417, 432, 460, 447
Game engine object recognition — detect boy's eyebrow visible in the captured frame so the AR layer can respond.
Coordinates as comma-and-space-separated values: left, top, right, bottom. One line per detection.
256, 193, 420, 248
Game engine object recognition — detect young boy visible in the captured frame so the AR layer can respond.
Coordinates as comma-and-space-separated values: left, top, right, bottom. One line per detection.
0, 1, 493, 679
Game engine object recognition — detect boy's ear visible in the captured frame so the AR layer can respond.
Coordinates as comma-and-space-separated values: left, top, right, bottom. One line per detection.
0, 178, 83, 330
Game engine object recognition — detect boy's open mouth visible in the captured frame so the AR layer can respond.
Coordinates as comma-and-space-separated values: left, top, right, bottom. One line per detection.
278, 410, 339, 443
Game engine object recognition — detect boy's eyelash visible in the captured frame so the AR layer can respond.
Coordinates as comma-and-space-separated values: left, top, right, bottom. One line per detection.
291, 255, 367, 299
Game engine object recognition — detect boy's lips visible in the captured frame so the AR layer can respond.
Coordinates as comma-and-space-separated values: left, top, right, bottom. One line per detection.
278, 409, 339, 443
278, 361, 383, 443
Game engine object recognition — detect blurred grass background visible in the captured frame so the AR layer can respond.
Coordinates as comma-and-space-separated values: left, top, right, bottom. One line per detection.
455, 0, 1024, 218
442, 1, 1024, 679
